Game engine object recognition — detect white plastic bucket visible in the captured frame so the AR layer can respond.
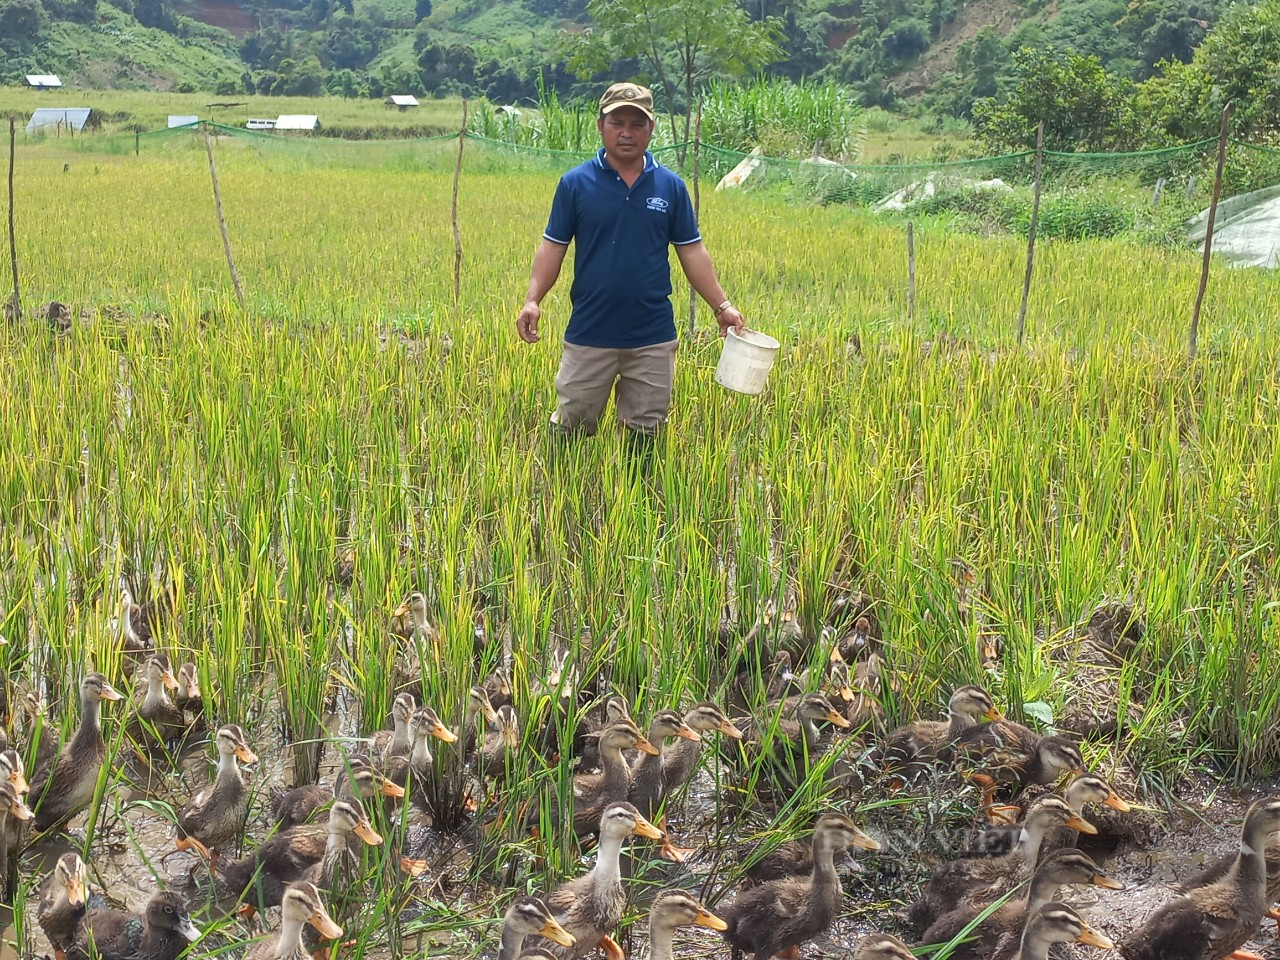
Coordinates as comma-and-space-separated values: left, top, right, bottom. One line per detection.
715, 328, 780, 395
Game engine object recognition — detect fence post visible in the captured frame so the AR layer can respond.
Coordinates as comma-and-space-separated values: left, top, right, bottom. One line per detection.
687, 98, 702, 337
1152, 177, 1165, 205
1189, 102, 1233, 361
451, 99, 468, 308
135, 130, 140, 156
1016, 121, 1044, 346
906, 220, 916, 324
202, 120, 246, 314
6, 116, 19, 322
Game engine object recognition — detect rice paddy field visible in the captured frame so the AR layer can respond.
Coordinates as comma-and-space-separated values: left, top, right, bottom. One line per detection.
2, 125, 1280, 960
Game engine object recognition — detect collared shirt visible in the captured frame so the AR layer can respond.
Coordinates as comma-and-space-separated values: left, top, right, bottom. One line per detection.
544, 148, 701, 348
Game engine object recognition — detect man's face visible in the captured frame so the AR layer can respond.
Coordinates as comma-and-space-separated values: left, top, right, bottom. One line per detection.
598, 107, 653, 163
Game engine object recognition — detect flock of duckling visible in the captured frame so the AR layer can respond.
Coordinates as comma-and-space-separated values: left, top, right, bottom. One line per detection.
1, 589, 1278, 960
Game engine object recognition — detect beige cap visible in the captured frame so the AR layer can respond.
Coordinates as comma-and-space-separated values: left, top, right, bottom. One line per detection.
599, 82, 655, 123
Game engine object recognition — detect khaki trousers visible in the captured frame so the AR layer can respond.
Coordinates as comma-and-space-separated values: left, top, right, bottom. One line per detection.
550, 339, 678, 437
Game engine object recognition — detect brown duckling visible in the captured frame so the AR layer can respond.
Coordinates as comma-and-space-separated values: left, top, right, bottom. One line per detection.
1169, 832, 1279, 918
484, 664, 516, 712
906, 795, 1096, 932
1015, 903, 1113, 960
175, 724, 258, 865
67, 890, 200, 960
964, 772, 1132, 858
271, 755, 405, 830
16, 687, 58, 775
920, 848, 1124, 959
647, 889, 726, 960
245, 880, 343, 960
126, 654, 191, 751
480, 704, 521, 782
173, 663, 205, 732
869, 684, 1000, 778
390, 706, 459, 793
827, 615, 878, 664
573, 696, 633, 773
30, 673, 124, 832
627, 710, 700, 862
526, 802, 664, 960
463, 685, 501, 759
571, 720, 657, 835
852, 934, 916, 960
0, 781, 34, 899
733, 693, 851, 788
1119, 796, 1280, 960
365, 692, 416, 765
722, 812, 880, 960
955, 719, 1086, 809
0, 748, 29, 896
497, 896, 576, 960
661, 702, 743, 796
37, 852, 93, 960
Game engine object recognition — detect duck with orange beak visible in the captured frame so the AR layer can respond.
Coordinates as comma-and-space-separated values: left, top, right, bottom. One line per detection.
176, 724, 258, 869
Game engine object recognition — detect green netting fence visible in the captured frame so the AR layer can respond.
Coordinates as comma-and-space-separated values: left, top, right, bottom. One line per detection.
30, 120, 1280, 243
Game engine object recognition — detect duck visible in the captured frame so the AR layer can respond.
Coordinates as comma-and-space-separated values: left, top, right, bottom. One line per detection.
245, 880, 343, 960
1014, 902, 1113, 960
175, 724, 258, 867
843, 652, 890, 733
905, 795, 1096, 932
1168, 828, 1280, 917
920, 848, 1124, 959
37, 852, 95, 960
271, 755, 406, 830
524, 802, 663, 960
868, 684, 1000, 779
721, 811, 880, 960
67, 890, 200, 960
739, 824, 866, 887
827, 615, 878, 664
396, 706, 459, 800
463, 686, 501, 759
30, 673, 124, 832
627, 710, 700, 862
484, 664, 517, 712
573, 696, 633, 772
365, 692, 417, 765
15, 687, 58, 775
661, 702, 743, 797
955, 717, 1086, 809
393, 591, 439, 654
1118, 796, 1280, 960
0, 781, 34, 899
173, 663, 205, 732
851, 934, 916, 960
963, 772, 1132, 858
733, 693, 852, 789
571, 721, 657, 835
647, 888, 726, 960
0, 748, 29, 897
220, 797, 382, 916
480, 704, 522, 782
125, 654, 192, 752
497, 896, 576, 960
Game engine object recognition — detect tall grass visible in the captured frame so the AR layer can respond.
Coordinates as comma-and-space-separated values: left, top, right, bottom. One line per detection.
700, 76, 866, 160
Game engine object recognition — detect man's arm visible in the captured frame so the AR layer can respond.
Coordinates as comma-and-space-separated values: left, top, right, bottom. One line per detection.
675, 241, 745, 336
516, 239, 569, 344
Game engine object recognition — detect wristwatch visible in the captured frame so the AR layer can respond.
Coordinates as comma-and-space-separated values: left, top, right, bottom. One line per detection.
713, 300, 732, 317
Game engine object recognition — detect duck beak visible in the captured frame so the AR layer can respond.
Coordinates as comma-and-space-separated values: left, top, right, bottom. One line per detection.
631, 814, 665, 839
676, 724, 701, 742
400, 856, 429, 876
502, 727, 520, 748
828, 645, 845, 663
634, 736, 661, 757
65, 876, 86, 908
1066, 814, 1098, 835
309, 908, 344, 941
1092, 872, 1125, 890
10, 771, 28, 795
482, 704, 500, 725
431, 721, 458, 743
11, 799, 33, 822
393, 601, 410, 618
837, 685, 855, 703
694, 907, 728, 932
980, 639, 1001, 661
850, 827, 881, 852
720, 719, 744, 739
234, 745, 258, 765
826, 710, 852, 728
353, 821, 384, 845
185, 679, 201, 700
1074, 924, 1114, 950
99, 683, 124, 702
176, 917, 201, 942
380, 779, 407, 799
539, 917, 576, 947
1104, 791, 1132, 812
1071, 765, 1087, 777
161, 669, 179, 691
984, 707, 1003, 721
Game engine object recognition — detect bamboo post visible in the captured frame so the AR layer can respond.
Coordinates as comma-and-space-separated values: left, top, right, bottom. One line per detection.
135, 130, 140, 156
202, 121, 246, 313
1016, 121, 1045, 346
1189, 102, 1233, 361
451, 99, 468, 308
6, 117, 19, 323
687, 98, 702, 337
906, 220, 916, 324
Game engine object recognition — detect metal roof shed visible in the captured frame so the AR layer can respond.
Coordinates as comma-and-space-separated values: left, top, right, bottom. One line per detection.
385, 95, 419, 109
274, 114, 320, 132
26, 108, 92, 134
25, 75, 62, 89
168, 115, 200, 128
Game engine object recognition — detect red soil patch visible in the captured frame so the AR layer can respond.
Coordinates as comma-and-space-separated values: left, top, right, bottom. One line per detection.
184, 0, 257, 38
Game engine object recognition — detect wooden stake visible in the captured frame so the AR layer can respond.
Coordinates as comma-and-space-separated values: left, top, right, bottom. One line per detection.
1016, 121, 1044, 346
1189, 102, 1233, 361
906, 220, 916, 324
202, 121, 245, 313
6, 116, 19, 323
687, 98, 702, 337
451, 99, 468, 308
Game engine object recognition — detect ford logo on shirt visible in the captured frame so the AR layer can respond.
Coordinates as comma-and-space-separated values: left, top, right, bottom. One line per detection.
645, 196, 669, 212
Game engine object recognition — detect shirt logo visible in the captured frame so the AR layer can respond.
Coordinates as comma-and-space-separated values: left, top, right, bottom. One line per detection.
645, 196, 668, 212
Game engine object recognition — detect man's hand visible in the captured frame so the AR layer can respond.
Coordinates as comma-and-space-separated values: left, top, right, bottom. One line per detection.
517, 301, 542, 343
717, 305, 746, 338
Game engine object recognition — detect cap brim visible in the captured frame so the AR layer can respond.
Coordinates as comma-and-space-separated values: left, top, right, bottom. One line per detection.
601, 102, 654, 122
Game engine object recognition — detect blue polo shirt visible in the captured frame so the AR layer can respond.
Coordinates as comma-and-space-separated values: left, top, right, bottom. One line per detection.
543, 148, 701, 348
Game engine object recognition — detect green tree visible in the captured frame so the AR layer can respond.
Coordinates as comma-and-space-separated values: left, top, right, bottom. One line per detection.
0, 0, 45, 41
414, 0, 430, 20
972, 47, 1139, 151
566, 0, 784, 153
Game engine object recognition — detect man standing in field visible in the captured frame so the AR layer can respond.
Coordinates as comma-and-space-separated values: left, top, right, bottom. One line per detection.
516, 81, 745, 456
